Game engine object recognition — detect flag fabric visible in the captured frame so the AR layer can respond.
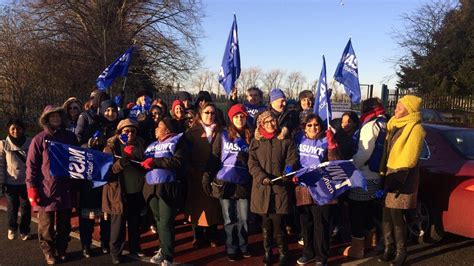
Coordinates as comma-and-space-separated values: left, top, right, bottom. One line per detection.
313, 55, 332, 126
334, 39, 361, 103
218, 14, 241, 95
296, 160, 367, 205
48, 141, 114, 187
96, 46, 135, 90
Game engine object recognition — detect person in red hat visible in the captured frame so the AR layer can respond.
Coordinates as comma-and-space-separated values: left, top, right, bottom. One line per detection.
170, 100, 186, 133
204, 104, 253, 261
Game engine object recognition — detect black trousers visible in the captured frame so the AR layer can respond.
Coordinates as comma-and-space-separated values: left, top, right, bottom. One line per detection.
79, 215, 110, 249
109, 192, 144, 258
300, 204, 331, 261
348, 199, 380, 238
261, 213, 285, 239
192, 224, 218, 241
37, 209, 72, 256
5, 184, 31, 234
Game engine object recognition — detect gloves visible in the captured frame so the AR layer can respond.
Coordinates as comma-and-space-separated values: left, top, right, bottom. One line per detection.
140, 158, 154, 170
27, 187, 41, 207
123, 145, 134, 159
262, 178, 272, 186
326, 129, 338, 149
291, 176, 299, 184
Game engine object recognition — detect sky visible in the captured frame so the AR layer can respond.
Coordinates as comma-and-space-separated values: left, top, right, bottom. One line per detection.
199, 0, 432, 97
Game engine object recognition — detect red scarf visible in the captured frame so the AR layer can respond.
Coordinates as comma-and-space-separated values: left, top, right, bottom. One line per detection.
258, 126, 276, 140
360, 106, 385, 124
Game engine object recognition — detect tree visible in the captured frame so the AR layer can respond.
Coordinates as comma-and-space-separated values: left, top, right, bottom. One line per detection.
236, 67, 263, 91
285, 71, 306, 99
262, 69, 285, 96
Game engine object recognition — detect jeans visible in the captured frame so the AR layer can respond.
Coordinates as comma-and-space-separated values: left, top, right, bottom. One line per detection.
220, 198, 249, 254
5, 184, 31, 234
149, 196, 176, 262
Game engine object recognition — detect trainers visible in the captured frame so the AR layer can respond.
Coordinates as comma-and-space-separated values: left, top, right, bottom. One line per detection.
150, 225, 158, 234
83, 249, 91, 258
298, 237, 304, 246
242, 251, 252, 258
20, 233, 30, 241
45, 253, 56, 265
150, 248, 164, 264
8, 229, 16, 240
227, 253, 238, 262
161, 260, 172, 266
297, 256, 316, 265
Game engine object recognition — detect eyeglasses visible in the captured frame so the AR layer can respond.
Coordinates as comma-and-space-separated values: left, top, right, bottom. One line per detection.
203, 111, 215, 115
122, 129, 136, 135
306, 123, 320, 128
263, 119, 276, 125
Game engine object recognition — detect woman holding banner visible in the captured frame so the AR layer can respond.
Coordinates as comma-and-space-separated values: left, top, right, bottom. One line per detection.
293, 114, 331, 266
379, 95, 425, 266
26, 105, 78, 264
140, 117, 187, 265
102, 118, 146, 264
248, 110, 298, 265
206, 104, 253, 262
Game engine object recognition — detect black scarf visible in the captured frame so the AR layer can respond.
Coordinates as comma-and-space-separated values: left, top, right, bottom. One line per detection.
8, 134, 26, 148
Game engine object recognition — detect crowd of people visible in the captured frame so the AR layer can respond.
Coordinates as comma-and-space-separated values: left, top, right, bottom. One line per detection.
0, 86, 425, 266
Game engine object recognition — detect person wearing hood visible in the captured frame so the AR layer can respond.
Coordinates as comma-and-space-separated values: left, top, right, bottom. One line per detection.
0, 118, 32, 241
378, 95, 425, 266
62, 97, 82, 133
248, 110, 298, 265
140, 117, 188, 265
297, 90, 315, 122
76, 89, 110, 145
170, 100, 186, 133
78, 99, 119, 258
102, 118, 147, 264
26, 105, 78, 264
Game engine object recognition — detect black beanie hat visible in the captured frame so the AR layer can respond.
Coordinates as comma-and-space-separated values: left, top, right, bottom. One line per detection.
161, 117, 177, 133
196, 91, 212, 103
177, 91, 192, 101
100, 99, 118, 115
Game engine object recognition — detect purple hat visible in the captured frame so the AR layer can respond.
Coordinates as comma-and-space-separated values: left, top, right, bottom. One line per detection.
269, 88, 286, 102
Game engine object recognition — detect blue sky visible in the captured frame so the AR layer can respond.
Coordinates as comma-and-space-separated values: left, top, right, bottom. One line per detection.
199, 0, 430, 96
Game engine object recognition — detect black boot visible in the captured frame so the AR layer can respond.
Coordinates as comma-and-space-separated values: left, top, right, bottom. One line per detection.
277, 235, 289, 266
378, 222, 395, 262
390, 225, 407, 266
262, 228, 273, 264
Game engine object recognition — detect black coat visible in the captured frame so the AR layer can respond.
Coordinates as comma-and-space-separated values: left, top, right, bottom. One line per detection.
248, 128, 298, 215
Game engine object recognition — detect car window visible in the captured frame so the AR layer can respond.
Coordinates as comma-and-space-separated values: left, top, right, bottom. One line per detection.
419, 139, 430, 160
443, 130, 474, 160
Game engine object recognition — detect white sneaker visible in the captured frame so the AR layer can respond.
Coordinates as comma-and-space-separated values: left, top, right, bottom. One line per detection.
20, 233, 31, 241
161, 260, 172, 266
8, 230, 16, 240
150, 248, 164, 264
298, 237, 304, 246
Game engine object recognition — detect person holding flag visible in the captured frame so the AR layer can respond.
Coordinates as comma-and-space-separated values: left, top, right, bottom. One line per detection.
206, 104, 253, 262
248, 110, 298, 265
218, 14, 240, 96
76, 89, 110, 145
293, 113, 333, 266
26, 105, 79, 264
229, 86, 267, 128
333, 38, 361, 104
140, 117, 188, 265
102, 118, 147, 264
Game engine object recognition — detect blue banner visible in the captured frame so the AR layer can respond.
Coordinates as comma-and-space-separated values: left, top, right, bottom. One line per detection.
296, 160, 367, 205
218, 14, 241, 95
334, 39, 361, 103
96, 46, 134, 90
48, 141, 113, 187
313, 55, 332, 126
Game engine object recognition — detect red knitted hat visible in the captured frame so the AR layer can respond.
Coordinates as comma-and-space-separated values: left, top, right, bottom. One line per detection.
227, 104, 248, 121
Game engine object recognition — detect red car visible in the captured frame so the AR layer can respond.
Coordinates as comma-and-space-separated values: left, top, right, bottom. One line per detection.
408, 123, 474, 242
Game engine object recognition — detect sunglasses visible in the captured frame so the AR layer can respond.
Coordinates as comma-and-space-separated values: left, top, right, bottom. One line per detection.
203, 111, 215, 115
306, 123, 320, 128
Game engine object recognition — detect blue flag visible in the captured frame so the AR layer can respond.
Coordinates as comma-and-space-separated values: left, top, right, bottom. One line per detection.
334, 39, 361, 103
296, 160, 367, 205
48, 141, 114, 187
96, 46, 135, 90
313, 55, 332, 126
218, 14, 241, 95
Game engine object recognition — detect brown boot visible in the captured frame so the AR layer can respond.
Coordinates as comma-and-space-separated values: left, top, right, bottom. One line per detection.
343, 236, 365, 259
365, 229, 377, 249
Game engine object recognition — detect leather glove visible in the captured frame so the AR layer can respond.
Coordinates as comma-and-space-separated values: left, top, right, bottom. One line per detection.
262, 178, 272, 186
27, 187, 41, 207
123, 145, 134, 159
140, 158, 155, 170
326, 129, 338, 149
